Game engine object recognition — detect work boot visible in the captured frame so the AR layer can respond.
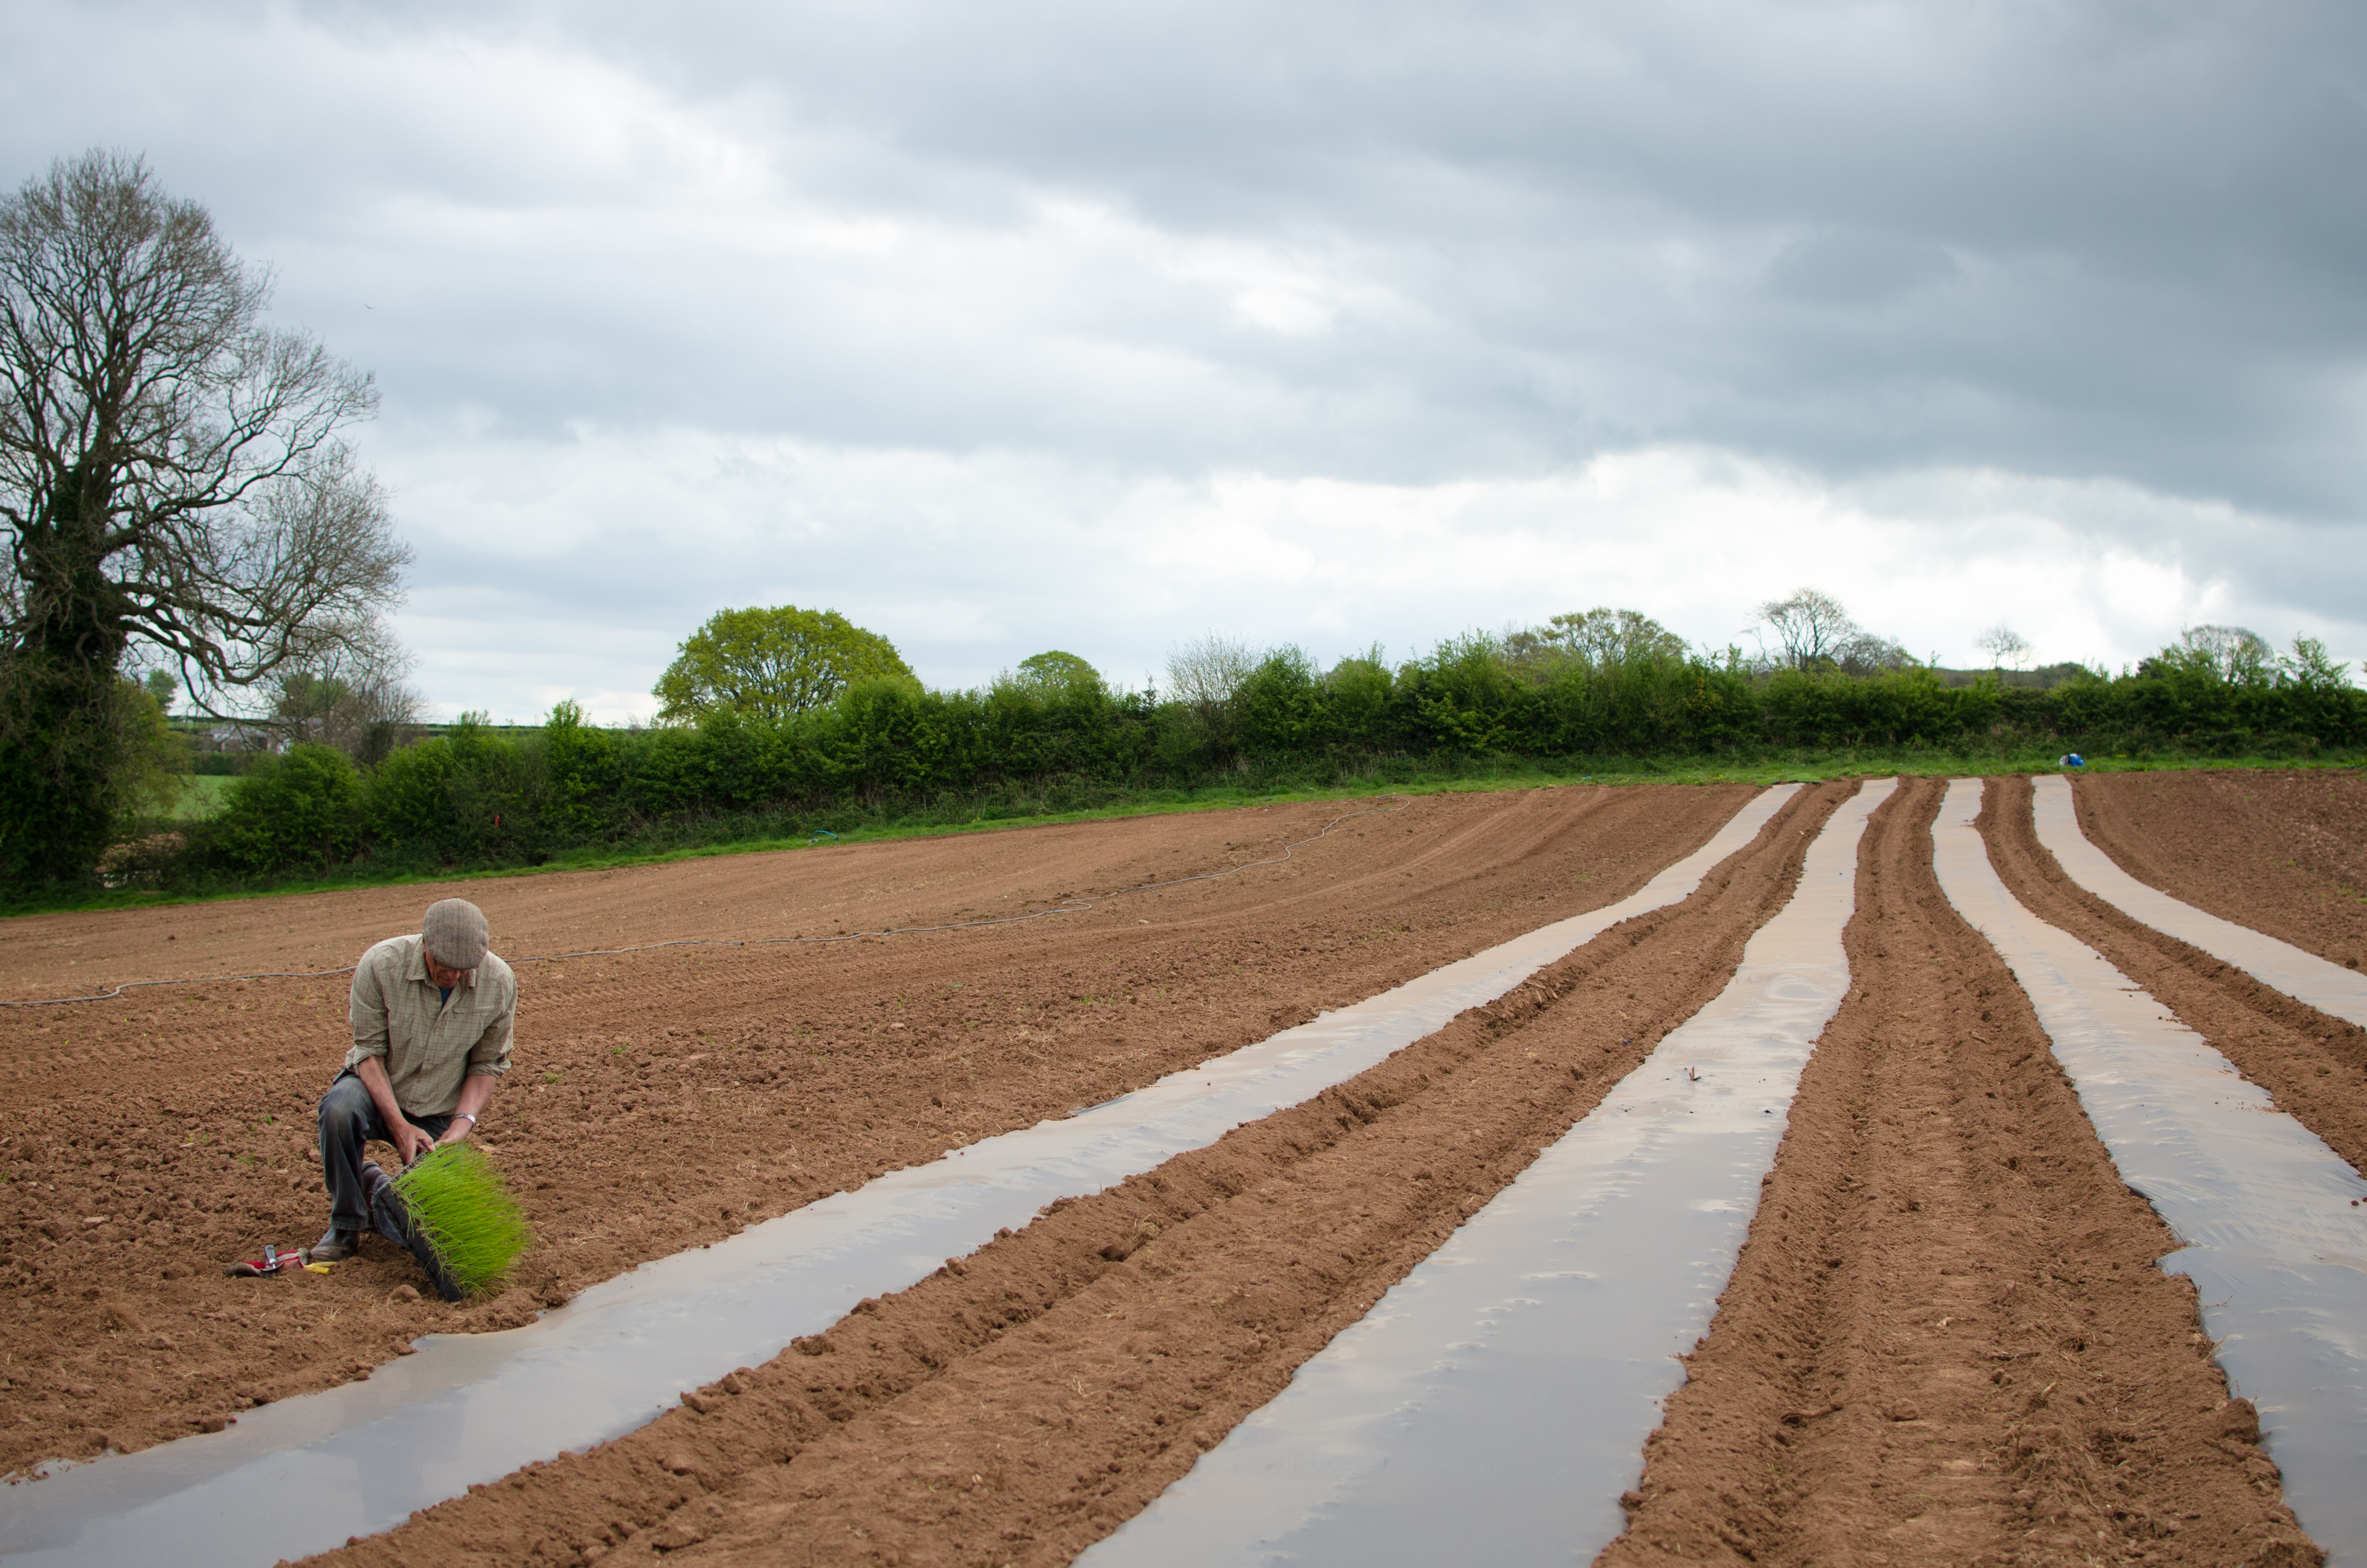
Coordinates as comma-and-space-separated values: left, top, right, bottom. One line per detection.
309, 1226, 361, 1262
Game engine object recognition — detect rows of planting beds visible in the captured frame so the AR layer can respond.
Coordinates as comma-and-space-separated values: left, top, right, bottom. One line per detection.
0, 783, 1747, 1481
7, 770, 2362, 1566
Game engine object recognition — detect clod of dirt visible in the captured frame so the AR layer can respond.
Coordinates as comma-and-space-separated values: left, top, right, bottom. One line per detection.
2208, 1398, 2262, 1444
1100, 1221, 1161, 1261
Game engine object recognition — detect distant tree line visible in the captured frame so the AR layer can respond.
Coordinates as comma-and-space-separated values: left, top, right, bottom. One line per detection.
121, 592, 2361, 894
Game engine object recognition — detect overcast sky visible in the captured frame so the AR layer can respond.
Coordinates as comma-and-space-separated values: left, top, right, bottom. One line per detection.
11, 1, 2366, 719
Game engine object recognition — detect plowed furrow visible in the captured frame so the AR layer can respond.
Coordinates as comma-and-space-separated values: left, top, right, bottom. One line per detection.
1982, 774, 2367, 1180
297, 788, 1851, 1567
0, 785, 1753, 1477
2068, 770, 2367, 970
1600, 776, 2316, 1568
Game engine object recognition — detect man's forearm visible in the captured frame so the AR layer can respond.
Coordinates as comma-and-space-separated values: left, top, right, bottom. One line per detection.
354, 1057, 410, 1132
440, 1072, 499, 1143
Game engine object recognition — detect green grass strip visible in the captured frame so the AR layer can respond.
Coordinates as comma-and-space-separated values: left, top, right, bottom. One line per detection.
391, 1143, 535, 1297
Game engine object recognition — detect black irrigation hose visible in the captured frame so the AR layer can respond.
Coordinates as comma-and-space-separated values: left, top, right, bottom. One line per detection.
3, 795, 1411, 1009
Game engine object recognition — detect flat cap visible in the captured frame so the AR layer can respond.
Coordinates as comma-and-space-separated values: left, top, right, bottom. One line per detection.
421, 898, 490, 970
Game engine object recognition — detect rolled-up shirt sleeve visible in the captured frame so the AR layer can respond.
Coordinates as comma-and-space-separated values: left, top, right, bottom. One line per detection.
347, 944, 394, 1067
466, 999, 514, 1077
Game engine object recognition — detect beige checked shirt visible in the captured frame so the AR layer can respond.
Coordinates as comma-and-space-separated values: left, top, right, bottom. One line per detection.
345, 934, 517, 1116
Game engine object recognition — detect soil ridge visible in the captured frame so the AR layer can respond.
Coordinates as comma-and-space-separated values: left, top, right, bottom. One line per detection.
290, 787, 1851, 1564
1, 785, 1750, 1477
1601, 776, 2317, 1568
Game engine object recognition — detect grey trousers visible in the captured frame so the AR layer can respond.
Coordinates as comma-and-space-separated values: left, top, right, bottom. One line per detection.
316, 1070, 453, 1232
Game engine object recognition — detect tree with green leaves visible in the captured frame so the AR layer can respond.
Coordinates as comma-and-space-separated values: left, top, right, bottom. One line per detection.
652, 605, 913, 724
2281, 634, 2357, 690
2166, 624, 2276, 685
0, 150, 408, 887
1504, 607, 1688, 679
1006, 649, 1105, 699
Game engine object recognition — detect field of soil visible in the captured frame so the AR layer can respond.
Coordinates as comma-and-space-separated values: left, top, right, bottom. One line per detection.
1605, 778, 2324, 1568
0, 783, 1751, 1480
7, 769, 2362, 1568
2071, 768, 2367, 972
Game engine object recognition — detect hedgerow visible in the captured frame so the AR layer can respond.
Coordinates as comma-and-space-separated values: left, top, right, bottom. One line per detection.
125, 642, 2367, 892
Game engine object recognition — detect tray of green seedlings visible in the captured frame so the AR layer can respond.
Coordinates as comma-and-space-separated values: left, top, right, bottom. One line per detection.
392, 1143, 535, 1297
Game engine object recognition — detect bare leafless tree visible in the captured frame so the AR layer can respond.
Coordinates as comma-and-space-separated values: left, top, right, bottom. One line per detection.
1975, 623, 2033, 671
1753, 587, 1860, 670
267, 618, 423, 764
1165, 633, 1259, 751
0, 150, 410, 883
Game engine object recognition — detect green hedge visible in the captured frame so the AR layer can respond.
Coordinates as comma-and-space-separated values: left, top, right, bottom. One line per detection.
158, 650, 2366, 889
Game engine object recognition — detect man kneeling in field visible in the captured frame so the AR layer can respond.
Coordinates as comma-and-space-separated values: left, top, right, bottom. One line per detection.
312, 898, 516, 1293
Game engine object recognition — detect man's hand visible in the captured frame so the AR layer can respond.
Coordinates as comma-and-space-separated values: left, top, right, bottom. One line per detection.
393, 1119, 437, 1167
356, 1057, 436, 1167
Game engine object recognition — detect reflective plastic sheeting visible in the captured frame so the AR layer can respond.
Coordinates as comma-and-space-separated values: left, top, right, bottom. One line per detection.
2032, 773, 2367, 1028
1935, 778, 2367, 1565
1081, 779, 1895, 1568
0, 787, 1798, 1568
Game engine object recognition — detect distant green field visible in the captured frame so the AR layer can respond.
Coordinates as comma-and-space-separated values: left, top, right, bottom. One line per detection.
169, 774, 237, 821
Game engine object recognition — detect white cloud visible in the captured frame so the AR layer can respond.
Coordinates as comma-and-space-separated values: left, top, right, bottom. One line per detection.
5, 0, 2363, 719
374, 425, 2350, 722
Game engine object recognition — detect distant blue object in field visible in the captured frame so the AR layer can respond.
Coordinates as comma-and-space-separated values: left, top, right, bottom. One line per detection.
808, 828, 839, 841
2059, 753, 2086, 768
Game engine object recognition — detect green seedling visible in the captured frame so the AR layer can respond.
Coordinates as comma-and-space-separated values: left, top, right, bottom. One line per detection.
393, 1144, 535, 1297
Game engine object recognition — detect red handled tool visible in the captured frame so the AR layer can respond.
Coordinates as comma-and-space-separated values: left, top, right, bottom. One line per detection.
223, 1242, 306, 1278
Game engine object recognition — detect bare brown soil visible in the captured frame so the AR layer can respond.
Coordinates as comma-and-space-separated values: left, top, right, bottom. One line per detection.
12, 775, 2350, 1568
297, 780, 1849, 1568
1982, 772, 2367, 1193
305, 778, 2335, 1568
1602, 777, 2319, 1568
2073, 768, 2367, 970
0, 783, 1754, 1479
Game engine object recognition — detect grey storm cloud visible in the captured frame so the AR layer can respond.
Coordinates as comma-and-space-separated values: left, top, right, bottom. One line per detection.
461, 9, 2367, 488
5, 0, 2364, 712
